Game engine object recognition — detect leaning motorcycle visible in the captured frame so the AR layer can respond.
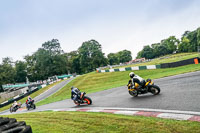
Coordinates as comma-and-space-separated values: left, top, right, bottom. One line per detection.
26, 100, 36, 110
73, 92, 92, 105
127, 79, 160, 97
10, 102, 22, 113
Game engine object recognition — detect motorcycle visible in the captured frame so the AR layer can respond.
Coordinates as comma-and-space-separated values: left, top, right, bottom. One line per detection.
10, 102, 22, 113
127, 79, 160, 97
26, 100, 36, 110
73, 92, 92, 105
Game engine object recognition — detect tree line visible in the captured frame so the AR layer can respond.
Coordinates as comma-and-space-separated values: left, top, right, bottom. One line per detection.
137, 27, 200, 59
0, 39, 132, 91
1, 27, 200, 92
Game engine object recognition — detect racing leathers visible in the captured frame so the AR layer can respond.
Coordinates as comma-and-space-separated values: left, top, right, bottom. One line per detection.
12, 101, 18, 109
129, 75, 146, 90
71, 87, 81, 102
26, 96, 32, 107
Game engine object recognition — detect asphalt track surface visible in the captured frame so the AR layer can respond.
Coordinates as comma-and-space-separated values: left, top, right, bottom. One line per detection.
1, 71, 200, 115
34, 77, 76, 103
0, 77, 75, 115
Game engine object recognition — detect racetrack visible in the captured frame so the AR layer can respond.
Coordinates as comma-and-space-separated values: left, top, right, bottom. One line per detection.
1, 71, 200, 115
34, 77, 76, 103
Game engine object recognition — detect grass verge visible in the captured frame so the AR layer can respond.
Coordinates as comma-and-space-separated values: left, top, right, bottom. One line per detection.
112, 52, 199, 69
0, 80, 65, 112
37, 63, 200, 106
2, 111, 200, 133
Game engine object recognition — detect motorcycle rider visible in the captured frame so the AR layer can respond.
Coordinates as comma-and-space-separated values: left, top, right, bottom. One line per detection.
12, 101, 18, 110
26, 96, 32, 108
71, 86, 81, 103
129, 72, 146, 91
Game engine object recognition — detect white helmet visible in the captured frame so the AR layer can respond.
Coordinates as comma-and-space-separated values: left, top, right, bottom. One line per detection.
129, 72, 135, 78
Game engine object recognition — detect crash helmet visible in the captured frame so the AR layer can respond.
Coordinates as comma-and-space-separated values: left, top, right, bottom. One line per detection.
129, 72, 135, 78
71, 86, 74, 90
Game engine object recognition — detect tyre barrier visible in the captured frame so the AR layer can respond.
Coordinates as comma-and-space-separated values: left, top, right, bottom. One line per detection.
0, 117, 32, 133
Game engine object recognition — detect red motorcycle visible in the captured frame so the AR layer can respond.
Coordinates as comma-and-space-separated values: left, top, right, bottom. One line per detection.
73, 92, 92, 106
26, 99, 36, 110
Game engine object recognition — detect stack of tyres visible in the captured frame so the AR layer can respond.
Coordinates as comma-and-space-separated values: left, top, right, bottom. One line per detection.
0, 117, 32, 133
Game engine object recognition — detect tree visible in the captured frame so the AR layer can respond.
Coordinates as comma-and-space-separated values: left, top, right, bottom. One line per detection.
78, 40, 107, 73
136, 51, 143, 59
117, 50, 132, 63
24, 39, 67, 81
160, 36, 179, 54
107, 50, 132, 65
178, 37, 190, 52
64, 51, 81, 74
34, 48, 51, 80
15, 61, 27, 83
183, 30, 198, 52
196, 28, 200, 48
72, 56, 81, 74
107, 53, 119, 65
119, 50, 132, 63
24, 55, 38, 82
42, 39, 63, 55
151, 43, 161, 58
0, 57, 16, 91
137, 45, 154, 59
51, 54, 67, 75
64, 51, 76, 74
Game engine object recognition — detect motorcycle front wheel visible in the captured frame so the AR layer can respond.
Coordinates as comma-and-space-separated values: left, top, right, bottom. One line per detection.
129, 90, 138, 97
150, 85, 160, 95
31, 104, 36, 109
33, 104, 36, 109
83, 96, 92, 105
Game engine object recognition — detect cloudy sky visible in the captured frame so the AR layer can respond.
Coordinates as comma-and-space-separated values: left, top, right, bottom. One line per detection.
0, 0, 200, 63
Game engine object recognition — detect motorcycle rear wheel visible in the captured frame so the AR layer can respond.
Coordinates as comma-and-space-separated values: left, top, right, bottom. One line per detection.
10, 106, 13, 113
150, 85, 160, 95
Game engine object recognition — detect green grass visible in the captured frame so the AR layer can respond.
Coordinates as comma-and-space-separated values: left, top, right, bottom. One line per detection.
3, 111, 200, 133
37, 63, 200, 106
111, 52, 199, 69
0, 80, 65, 112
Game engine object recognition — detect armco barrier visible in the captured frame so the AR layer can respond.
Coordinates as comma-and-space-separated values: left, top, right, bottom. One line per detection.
98, 65, 161, 73
97, 57, 200, 73
161, 57, 200, 68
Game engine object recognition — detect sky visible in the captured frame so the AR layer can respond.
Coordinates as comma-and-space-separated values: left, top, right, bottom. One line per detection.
1, 0, 200, 63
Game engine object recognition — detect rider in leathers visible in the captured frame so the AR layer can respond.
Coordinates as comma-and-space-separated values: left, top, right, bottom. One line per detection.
128, 72, 146, 90
26, 96, 33, 108
12, 101, 18, 110
71, 87, 81, 103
